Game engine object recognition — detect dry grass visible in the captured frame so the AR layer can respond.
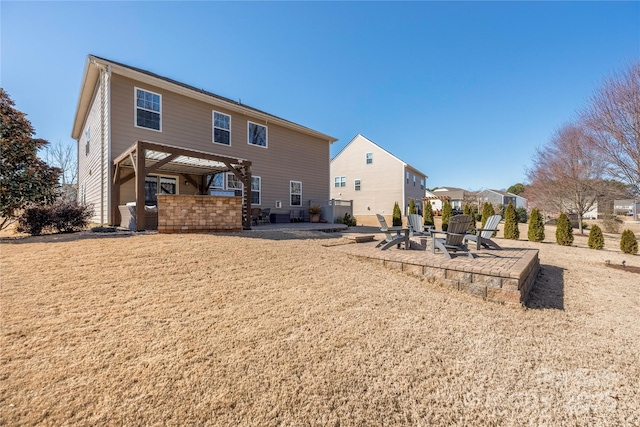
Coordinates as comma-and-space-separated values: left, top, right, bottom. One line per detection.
1, 227, 639, 426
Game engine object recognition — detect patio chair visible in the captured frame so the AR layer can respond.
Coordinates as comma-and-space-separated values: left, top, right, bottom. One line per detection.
431, 214, 475, 259
251, 207, 262, 225
375, 214, 408, 250
407, 214, 433, 237
260, 208, 271, 224
465, 214, 503, 250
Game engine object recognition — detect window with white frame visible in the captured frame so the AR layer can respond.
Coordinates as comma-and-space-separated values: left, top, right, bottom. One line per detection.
85, 127, 91, 156
251, 176, 261, 205
420, 179, 424, 190
366, 152, 373, 164
213, 111, 231, 145
206, 172, 225, 190
145, 175, 176, 204
227, 173, 243, 197
334, 176, 346, 187
413, 176, 416, 187
135, 88, 161, 131
290, 181, 302, 206
354, 179, 361, 191
248, 122, 267, 147
406, 171, 410, 184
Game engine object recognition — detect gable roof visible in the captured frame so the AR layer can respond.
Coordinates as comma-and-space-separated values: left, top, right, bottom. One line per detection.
71, 54, 337, 143
331, 134, 428, 178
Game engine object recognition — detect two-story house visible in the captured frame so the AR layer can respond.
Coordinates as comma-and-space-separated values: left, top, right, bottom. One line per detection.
71, 55, 336, 230
329, 134, 427, 226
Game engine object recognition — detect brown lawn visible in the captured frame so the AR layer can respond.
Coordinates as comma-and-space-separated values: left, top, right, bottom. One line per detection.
1, 225, 639, 426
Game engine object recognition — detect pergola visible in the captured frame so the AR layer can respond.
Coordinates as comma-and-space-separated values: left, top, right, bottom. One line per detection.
112, 140, 252, 231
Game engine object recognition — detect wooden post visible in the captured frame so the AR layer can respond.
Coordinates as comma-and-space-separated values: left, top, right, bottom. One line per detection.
135, 141, 146, 231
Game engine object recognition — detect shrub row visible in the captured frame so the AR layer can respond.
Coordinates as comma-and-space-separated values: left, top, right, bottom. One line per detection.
17, 202, 92, 236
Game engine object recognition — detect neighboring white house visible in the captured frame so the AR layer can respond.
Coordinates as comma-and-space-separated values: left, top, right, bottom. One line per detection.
330, 134, 428, 225
424, 187, 467, 212
478, 189, 526, 210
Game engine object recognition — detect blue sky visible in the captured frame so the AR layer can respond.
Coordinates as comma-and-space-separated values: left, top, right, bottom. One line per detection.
2, 1, 638, 191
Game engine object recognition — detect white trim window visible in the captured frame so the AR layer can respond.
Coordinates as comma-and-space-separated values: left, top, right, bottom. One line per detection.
406, 171, 410, 184
85, 126, 91, 156
251, 176, 261, 205
413, 176, 416, 187
334, 176, 346, 188
366, 152, 373, 164
135, 88, 161, 131
420, 179, 424, 190
227, 173, 243, 197
213, 111, 231, 145
290, 181, 302, 206
145, 175, 176, 204
248, 121, 267, 147
354, 179, 361, 191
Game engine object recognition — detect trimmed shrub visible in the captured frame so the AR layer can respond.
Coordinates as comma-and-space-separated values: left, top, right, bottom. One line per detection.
463, 204, 475, 233
442, 200, 452, 231
587, 224, 604, 250
556, 212, 574, 246
408, 199, 416, 215
516, 207, 528, 223
481, 202, 495, 229
602, 214, 622, 234
528, 208, 545, 242
336, 212, 357, 227
620, 229, 638, 254
392, 202, 402, 227
16, 201, 92, 236
503, 201, 519, 240
423, 201, 435, 228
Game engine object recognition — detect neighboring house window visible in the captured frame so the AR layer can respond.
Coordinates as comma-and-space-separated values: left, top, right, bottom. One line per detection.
135, 88, 161, 131
85, 127, 90, 156
248, 122, 267, 147
406, 172, 410, 184
366, 152, 373, 164
251, 176, 261, 205
420, 179, 424, 190
413, 176, 416, 187
213, 111, 231, 145
334, 176, 346, 188
290, 181, 302, 206
145, 175, 176, 204
227, 173, 243, 197
355, 179, 361, 191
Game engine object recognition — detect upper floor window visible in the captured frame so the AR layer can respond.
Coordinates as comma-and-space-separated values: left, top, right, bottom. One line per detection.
290, 181, 302, 206
354, 179, 361, 191
334, 176, 346, 188
413, 176, 416, 187
135, 88, 161, 131
366, 152, 373, 164
420, 179, 424, 190
213, 111, 231, 145
85, 127, 91, 156
406, 171, 410, 184
248, 122, 267, 147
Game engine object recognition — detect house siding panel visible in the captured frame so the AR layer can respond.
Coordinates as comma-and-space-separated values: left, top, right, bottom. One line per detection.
109, 74, 330, 213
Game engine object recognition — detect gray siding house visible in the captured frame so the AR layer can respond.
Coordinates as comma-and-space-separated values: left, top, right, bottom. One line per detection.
71, 55, 337, 228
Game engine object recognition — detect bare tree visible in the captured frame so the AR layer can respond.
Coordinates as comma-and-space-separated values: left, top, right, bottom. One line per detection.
41, 140, 77, 201
582, 61, 640, 195
525, 122, 606, 234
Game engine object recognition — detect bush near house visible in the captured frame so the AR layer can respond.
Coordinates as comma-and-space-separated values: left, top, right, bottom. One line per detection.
516, 207, 528, 223
16, 201, 92, 236
620, 230, 638, 254
392, 202, 402, 227
463, 204, 475, 234
588, 225, 604, 250
481, 203, 495, 229
503, 202, 519, 240
441, 201, 452, 231
528, 208, 545, 242
556, 212, 574, 246
423, 201, 434, 228
408, 199, 416, 215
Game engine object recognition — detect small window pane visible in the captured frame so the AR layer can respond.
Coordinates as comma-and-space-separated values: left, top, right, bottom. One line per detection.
248, 122, 267, 147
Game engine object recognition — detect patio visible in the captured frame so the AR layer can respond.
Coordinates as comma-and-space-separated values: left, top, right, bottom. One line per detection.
328, 233, 540, 306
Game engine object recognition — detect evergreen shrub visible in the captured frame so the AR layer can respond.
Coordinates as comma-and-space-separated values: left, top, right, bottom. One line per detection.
527, 208, 545, 242
423, 201, 435, 227
587, 224, 604, 250
620, 229, 638, 254
503, 201, 519, 240
556, 212, 574, 246
392, 202, 402, 227
442, 200, 452, 231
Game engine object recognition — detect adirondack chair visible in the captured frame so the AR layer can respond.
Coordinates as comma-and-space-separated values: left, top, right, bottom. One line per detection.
375, 214, 408, 250
465, 214, 503, 250
406, 214, 432, 237
431, 214, 475, 259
